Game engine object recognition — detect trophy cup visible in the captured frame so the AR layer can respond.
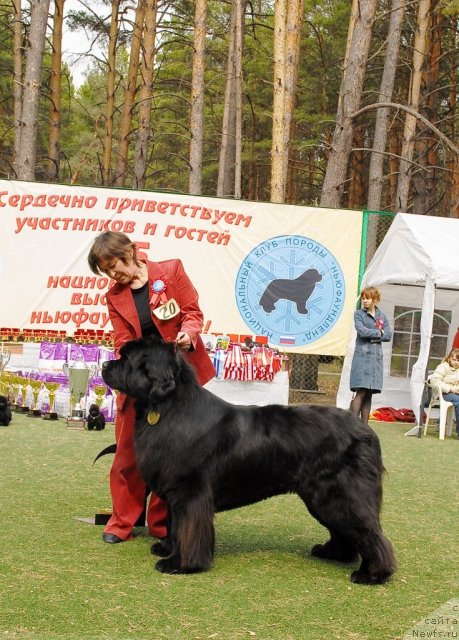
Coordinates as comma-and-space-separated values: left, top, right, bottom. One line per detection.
0, 371, 9, 397
18, 376, 30, 413
93, 383, 107, 408
0, 346, 11, 373
9, 374, 21, 411
42, 381, 60, 420
63, 355, 97, 430
28, 378, 43, 417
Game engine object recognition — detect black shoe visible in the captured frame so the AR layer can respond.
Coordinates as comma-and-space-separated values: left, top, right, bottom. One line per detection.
102, 533, 125, 544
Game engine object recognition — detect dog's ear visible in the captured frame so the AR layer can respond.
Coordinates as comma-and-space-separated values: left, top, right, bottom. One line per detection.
148, 374, 176, 402
143, 341, 178, 401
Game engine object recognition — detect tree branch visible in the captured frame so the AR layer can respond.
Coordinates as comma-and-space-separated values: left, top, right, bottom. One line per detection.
352, 102, 459, 156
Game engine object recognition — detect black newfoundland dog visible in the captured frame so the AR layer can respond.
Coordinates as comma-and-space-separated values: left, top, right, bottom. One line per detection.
0, 395, 12, 426
86, 404, 106, 431
102, 336, 395, 584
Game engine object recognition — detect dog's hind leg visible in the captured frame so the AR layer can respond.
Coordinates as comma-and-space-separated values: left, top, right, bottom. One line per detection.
301, 500, 359, 563
350, 531, 396, 585
155, 494, 215, 575
311, 531, 359, 563
299, 476, 396, 584
307, 501, 395, 583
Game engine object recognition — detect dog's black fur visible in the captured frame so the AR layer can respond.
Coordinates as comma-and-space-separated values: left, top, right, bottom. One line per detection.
0, 395, 12, 426
259, 268, 322, 314
86, 404, 106, 431
102, 336, 396, 583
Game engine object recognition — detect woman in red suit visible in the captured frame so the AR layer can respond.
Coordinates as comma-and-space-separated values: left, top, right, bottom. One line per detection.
88, 231, 215, 544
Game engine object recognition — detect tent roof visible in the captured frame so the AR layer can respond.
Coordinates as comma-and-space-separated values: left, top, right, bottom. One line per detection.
362, 213, 459, 289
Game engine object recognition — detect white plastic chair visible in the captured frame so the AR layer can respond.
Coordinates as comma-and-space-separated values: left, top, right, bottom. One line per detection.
423, 381, 455, 440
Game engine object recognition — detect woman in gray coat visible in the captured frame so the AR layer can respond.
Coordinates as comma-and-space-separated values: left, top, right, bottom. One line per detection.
349, 286, 392, 424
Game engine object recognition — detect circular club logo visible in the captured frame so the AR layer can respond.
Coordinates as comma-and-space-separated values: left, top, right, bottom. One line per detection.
235, 235, 345, 347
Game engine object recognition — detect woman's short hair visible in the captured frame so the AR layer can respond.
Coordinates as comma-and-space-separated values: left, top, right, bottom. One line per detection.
360, 286, 381, 303
87, 231, 141, 275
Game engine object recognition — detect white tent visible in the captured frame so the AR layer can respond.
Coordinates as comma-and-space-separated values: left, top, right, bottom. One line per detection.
337, 213, 459, 432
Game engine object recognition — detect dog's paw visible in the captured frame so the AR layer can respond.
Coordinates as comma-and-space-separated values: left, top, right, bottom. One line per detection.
350, 568, 391, 585
150, 537, 172, 558
155, 556, 208, 574
311, 542, 331, 559
155, 555, 182, 574
311, 542, 358, 563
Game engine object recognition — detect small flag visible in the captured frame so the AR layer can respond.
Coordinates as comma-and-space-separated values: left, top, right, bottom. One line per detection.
279, 335, 296, 345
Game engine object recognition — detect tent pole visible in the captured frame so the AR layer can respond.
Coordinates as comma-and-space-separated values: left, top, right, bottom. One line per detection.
405, 278, 436, 437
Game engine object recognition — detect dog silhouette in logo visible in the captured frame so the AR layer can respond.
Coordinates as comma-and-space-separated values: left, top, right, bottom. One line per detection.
259, 268, 322, 314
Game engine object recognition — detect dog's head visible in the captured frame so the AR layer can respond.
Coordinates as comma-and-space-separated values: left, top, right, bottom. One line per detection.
88, 404, 100, 417
102, 336, 179, 403
0, 395, 8, 411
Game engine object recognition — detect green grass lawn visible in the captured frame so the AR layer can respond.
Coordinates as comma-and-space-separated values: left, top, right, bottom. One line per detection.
0, 413, 457, 640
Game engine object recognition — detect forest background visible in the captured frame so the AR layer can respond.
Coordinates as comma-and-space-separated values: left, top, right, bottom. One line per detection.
1, 0, 459, 217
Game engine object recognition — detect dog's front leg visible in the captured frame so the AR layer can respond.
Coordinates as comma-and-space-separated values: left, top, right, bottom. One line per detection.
155, 494, 215, 575
150, 508, 173, 558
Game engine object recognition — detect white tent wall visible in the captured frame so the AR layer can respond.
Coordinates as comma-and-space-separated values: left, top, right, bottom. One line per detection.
337, 212, 459, 426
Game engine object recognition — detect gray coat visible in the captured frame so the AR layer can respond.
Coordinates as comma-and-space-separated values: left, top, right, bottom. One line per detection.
349, 307, 392, 393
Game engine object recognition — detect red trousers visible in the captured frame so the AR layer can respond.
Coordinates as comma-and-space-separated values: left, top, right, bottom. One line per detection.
103, 396, 168, 540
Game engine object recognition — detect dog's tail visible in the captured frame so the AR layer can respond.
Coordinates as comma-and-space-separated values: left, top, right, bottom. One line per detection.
92, 443, 117, 466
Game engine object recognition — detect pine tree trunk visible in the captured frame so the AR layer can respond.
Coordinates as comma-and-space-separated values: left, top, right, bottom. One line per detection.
188, 0, 207, 195
320, 0, 377, 208
367, 0, 405, 211
13, 0, 23, 172
412, 8, 440, 216
217, 0, 246, 197
348, 127, 363, 209
388, 126, 400, 209
234, 0, 243, 198
395, 0, 430, 212
366, 0, 405, 259
271, 0, 304, 204
133, 0, 157, 190
445, 23, 458, 217
425, 10, 442, 212
15, 0, 51, 181
283, 0, 304, 197
450, 154, 459, 218
48, 0, 64, 182
217, 26, 236, 196
115, 0, 146, 187
102, 0, 120, 186
270, 0, 286, 203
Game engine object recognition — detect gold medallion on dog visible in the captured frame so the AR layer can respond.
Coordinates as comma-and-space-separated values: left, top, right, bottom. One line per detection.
147, 410, 160, 425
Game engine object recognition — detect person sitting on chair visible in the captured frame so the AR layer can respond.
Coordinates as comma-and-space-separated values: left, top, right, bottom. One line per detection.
429, 347, 459, 438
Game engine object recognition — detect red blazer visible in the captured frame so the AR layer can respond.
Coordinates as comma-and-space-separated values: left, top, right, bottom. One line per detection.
106, 259, 215, 396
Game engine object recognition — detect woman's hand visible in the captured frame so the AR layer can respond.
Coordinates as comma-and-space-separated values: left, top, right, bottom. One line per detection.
176, 332, 191, 351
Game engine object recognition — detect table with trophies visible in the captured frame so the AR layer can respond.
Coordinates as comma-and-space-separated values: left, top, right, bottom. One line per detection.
0, 342, 115, 427
0, 336, 290, 424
